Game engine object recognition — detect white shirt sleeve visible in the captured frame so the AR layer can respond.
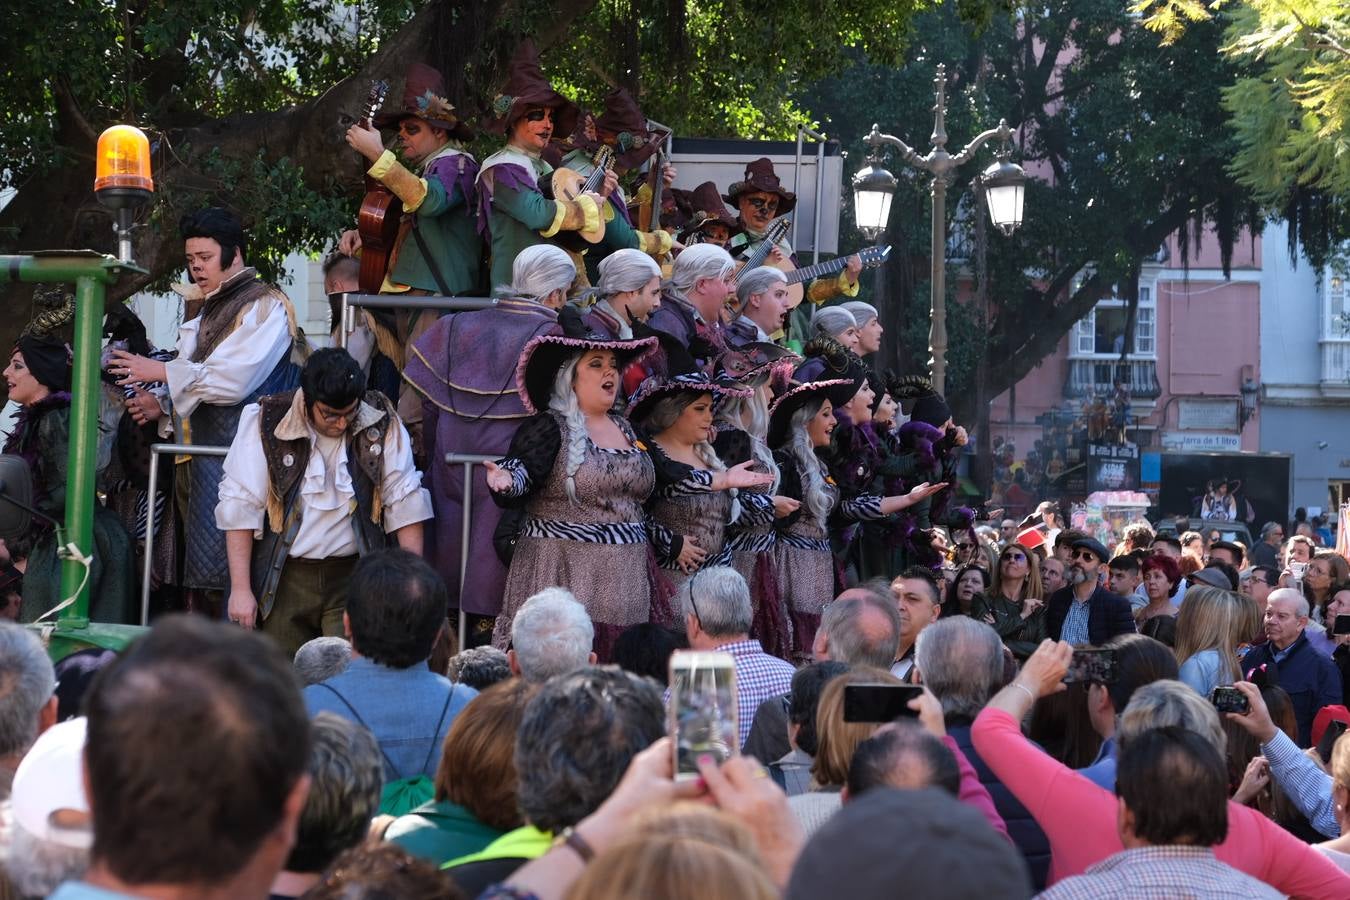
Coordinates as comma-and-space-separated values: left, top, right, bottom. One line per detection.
215, 403, 268, 536
379, 414, 433, 532
165, 297, 292, 419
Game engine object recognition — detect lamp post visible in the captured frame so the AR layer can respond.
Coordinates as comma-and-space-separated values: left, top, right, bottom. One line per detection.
852, 64, 1026, 394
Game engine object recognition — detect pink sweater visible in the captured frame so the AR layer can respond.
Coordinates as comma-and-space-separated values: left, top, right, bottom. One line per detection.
972, 707, 1350, 898
942, 734, 1011, 843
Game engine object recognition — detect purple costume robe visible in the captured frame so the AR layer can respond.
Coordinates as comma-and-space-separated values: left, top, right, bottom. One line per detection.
405, 298, 559, 614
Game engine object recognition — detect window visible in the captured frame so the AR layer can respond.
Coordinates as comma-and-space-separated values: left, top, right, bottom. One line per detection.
1071, 283, 1156, 358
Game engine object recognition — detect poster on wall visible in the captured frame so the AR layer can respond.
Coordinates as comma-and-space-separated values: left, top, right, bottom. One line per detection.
1088, 443, 1141, 493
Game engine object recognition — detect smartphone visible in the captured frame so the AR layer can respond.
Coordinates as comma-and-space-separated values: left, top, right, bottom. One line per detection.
1334, 615, 1350, 636
1062, 648, 1119, 684
1316, 719, 1349, 764
843, 683, 925, 723
1290, 561, 1308, 592
668, 650, 738, 781
1210, 685, 1250, 715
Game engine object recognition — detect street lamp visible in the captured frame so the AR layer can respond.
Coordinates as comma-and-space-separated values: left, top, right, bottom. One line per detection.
856, 64, 1027, 393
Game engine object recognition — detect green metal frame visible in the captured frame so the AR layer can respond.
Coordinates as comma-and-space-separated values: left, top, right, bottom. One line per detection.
1, 251, 150, 657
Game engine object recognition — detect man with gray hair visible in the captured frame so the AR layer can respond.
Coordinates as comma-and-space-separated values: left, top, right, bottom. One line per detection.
447, 646, 513, 690
0, 623, 57, 799
727, 266, 790, 347
1241, 587, 1342, 745
914, 616, 1051, 888
648, 243, 735, 367
293, 636, 351, 687
508, 587, 597, 683
269, 712, 383, 899
743, 582, 901, 765
680, 566, 794, 750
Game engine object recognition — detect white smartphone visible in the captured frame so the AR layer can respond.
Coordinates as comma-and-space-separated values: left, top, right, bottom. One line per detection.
668, 650, 738, 781
1290, 561, 1307, 592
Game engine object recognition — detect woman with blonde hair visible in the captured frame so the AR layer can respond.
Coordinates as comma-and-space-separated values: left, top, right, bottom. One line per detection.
1174, 585, 1247, 698
1315, 733, 1350, 872
972, 543, 1045, 659
787, 666, 899, 834
563, 803, 775, 900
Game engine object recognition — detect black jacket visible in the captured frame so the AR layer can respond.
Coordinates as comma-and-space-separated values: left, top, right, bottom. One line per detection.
948, 720, 1050, 890
1045, 585, 1137, 646
1243, 632, 1343, 746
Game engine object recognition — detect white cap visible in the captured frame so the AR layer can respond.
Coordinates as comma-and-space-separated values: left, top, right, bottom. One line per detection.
11, 716, 92, 849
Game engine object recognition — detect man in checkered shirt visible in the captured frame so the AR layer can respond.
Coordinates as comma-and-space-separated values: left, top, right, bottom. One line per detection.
1038, 726, 1281, 899
676, 566, 795, 750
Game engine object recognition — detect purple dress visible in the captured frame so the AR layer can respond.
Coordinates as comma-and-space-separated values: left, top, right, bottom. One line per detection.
404, 298, 558, 616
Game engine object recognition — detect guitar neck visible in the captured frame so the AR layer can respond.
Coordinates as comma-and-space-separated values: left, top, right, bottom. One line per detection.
736, 226, 788, 281
785, 256, 850, 285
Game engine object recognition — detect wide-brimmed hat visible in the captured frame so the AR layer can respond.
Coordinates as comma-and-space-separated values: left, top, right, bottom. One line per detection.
889, 374, 951, 428
723, 157, 796, 214
486, 39, 580, 138
516, 307, 655, 414
793, 336, 867, 396
716, 342, 798, 389
593, 88, 662, 172
767, 377, 856, 449
373, 63, 474, 142
627, 372, 751, 426
677, 181, 743, 244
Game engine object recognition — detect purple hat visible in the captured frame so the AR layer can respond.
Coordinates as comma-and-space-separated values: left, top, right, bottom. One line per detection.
723, 157, 796, 214
515, 307, 656, 414
716, 342, 798, 389
486, 39, 580, 138
766, 377, 855, 449
373, 63, 475, 142
627, 372, 751, 426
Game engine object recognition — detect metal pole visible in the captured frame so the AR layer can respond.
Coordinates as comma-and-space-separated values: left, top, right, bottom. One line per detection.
140, 448, 160, 626
60, 275, 106, 624
794, 127, 804, 251
459, 461, 473, 651
929, 175, 948, 396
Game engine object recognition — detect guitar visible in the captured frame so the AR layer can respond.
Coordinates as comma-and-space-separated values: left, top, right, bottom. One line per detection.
731, 217, 793, 287
549, 145, 616, 244
784, 245, 891, 287
356, 80, 403, 293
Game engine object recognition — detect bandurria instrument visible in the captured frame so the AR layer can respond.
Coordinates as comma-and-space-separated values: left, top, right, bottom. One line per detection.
550, 145, 616, 244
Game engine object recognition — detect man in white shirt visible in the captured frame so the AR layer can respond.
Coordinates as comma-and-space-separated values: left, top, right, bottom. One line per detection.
216, 348, 431, 657
110, 207, 307, 594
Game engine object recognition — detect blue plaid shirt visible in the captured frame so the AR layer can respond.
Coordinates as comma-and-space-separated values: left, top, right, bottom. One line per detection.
1061, 595, 1093, 646
1038, 846, 1284, 899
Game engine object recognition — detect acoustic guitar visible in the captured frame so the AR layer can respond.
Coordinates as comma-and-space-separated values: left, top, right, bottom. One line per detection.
356, 81, 403, 293
549, 145, 616, 244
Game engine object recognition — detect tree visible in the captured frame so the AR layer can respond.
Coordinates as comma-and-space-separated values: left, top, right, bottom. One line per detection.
802, 0, 1262, 434
1133, 0, 1349, 266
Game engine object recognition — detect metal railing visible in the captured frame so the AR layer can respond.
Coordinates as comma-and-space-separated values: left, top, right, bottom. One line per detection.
333, 293, 497, 347
140, 443, 229, 626
138, 443, 499, 652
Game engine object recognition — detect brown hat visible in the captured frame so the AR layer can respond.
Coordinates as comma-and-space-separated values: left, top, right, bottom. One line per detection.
373, 63, 474, 142
487, 39, 580, 138
593, 88, 660, 172
678, 181, 742, 242
724, 157, 796, 214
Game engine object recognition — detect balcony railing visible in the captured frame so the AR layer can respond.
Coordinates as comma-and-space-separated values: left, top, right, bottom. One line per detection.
1320, 340, 1350, 395
1064, 358, 1162, 400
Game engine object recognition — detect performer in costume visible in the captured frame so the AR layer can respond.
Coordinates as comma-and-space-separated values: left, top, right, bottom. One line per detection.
484, 309, 767, 659
578, 248, 663, 340
726, 266, 792, 348
4, 323, 136, 624
402, 244, 567, 644
111, 207, 306, 597
675, 181, 742, 249
322, 252, 402, 405
342, 62, 483, 434
713, 341, 800, 659
216, 349, 431, 658
554, 88, 676, 282
841, 300, 883, 358
724, 158, 861, 342
646, 243, 736, 372
806, 306, 861, 354
477, 39, 603, 291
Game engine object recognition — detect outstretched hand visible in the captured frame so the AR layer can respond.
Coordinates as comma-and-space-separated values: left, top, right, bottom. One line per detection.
720, 460, 776, 491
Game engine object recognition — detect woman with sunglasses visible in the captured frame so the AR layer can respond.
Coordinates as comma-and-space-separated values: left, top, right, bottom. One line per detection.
971, 545, 1046, 659
476, 40, 611, 290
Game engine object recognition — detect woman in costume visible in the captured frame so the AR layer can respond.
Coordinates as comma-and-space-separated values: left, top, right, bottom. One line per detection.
3, 330, 136, 624
484, 310, 768, 659
768, 373, 941, 657
714, 342, 799, 659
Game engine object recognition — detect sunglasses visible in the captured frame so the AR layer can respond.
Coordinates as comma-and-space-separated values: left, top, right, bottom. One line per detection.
1070, 550, 1100, 562
1002, 553, 1027, 563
